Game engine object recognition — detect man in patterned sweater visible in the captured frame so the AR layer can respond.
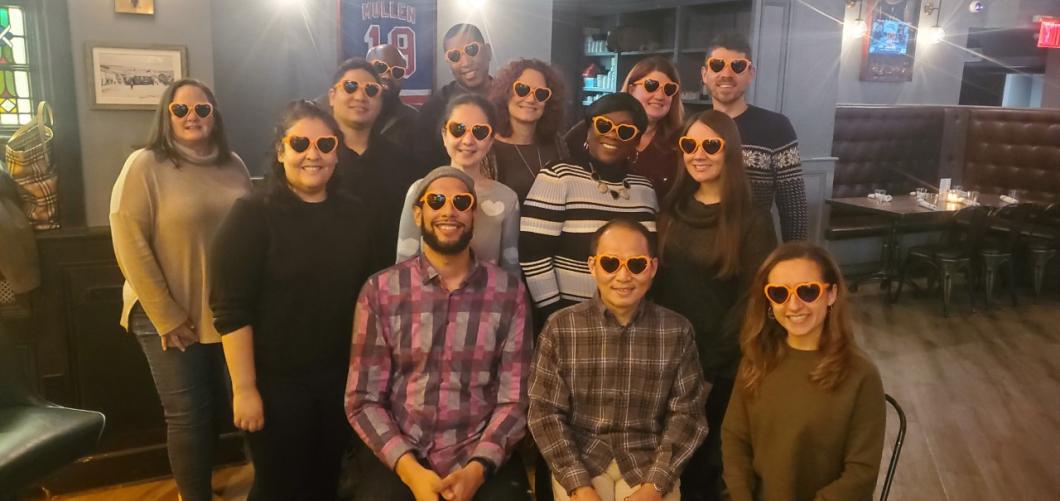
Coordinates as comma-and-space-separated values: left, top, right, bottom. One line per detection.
702, 33, 807, 241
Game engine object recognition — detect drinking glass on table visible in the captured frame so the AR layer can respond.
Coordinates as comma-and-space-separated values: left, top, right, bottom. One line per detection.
915, 187, 927, 200
966, 190, 979, 205
874, 188, 887, 203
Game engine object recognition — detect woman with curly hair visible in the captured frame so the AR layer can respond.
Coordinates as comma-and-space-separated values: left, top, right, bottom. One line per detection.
565, 56, 683, 199
486, 58, 569, 202
722, 242, 885, 501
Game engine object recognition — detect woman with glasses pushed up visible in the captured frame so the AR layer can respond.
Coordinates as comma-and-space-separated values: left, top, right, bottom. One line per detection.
210, 100, 375, 500
520, 93, 657, 325
110, 79, 250, 501
652, 110, 777, 501
722, 242, 885, 501
565, 56, 684, 200
396, 93, 521, 276
484, 58, 569, 202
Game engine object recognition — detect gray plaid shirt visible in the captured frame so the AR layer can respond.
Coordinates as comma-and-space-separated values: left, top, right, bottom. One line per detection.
528, 296, 709, 494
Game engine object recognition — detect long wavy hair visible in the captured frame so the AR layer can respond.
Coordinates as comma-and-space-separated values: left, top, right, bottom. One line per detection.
264, 99, 345, 203
737, 242, 856, 396
660, 110, 750, 278
621, 56, 684, 142
145, 78, 233, 166
488, 58, 566, 143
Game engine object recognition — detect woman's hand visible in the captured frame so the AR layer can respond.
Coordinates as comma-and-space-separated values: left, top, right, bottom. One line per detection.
160, 322, 198, 352
232, 387, 265, 432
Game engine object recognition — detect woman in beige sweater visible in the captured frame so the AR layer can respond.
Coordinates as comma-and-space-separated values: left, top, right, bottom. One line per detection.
722, 242, 885, 501
110, 79, 250, 501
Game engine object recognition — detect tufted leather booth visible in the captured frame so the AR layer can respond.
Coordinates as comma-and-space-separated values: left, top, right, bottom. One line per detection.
962, 108, 1060, 205
827, 106, 947, 239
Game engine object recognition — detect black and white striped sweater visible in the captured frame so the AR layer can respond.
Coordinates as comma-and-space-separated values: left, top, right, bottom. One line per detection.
519, 152, 658, 320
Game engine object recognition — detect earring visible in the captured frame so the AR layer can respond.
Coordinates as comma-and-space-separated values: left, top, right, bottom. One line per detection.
766, 308, 775, 320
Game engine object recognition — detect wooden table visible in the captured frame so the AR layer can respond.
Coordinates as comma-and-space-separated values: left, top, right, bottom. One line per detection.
826, 194, 1007, 300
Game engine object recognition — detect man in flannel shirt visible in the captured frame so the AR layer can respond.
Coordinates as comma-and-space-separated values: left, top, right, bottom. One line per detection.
528, 218, 708, 501
702, 32, 808, 242
345, 167, 532, 501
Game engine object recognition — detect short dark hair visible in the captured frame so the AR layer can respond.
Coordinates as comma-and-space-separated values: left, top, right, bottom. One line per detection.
444, 23, 485, 45
709, 32, 753, 60
589, 218, 656, 257
440, 93, 497, 132
331, 57, 382, 87
584, 93, 648, 139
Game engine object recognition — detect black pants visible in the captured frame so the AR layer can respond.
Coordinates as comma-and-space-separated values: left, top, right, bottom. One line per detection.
681, 377, 735, 501
245, 376, 351, 501
353, 453, 532, 501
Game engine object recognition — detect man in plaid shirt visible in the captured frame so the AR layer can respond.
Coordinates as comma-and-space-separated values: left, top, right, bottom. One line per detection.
345, 167, 532, 501
528, 218, 709, 501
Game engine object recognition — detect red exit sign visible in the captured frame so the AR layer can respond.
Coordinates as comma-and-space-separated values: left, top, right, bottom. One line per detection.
1040, 18, 1060, 48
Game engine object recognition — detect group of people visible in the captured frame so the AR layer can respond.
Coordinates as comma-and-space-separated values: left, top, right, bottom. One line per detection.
110, 22, 884, 501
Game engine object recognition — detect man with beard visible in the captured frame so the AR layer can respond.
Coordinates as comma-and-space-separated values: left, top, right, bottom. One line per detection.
346, 167, 533, 501
702, 33, 807, 243
328, 57, 422, 271
413, 23, 494, 171
366, 44, 419, 146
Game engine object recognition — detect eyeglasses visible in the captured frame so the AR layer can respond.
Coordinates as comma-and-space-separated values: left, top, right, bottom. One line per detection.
594, 254, 651, 275
678, 136, 726, 155
512, 81, 552, 102
705, 57, 751, 74
631, 79, 679, 97
283, 135, 338, 154
334, 80, 382, 97
764, 282, 831, 305
370, 60, 406, 80
169, 103, 213, 119
592, 116, 639, 142
445, 42, 481, 63
419, 192, 475, 212
445, 121, 493, 141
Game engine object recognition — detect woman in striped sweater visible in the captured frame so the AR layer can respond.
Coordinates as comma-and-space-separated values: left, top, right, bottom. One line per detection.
520, 93, 657, 324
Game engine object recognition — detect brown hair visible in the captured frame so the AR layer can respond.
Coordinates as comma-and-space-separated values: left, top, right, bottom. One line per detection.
661, 110, 750, 278
264, 99, 345, 203
620, 56, 684, 141
145, 78, 233, 166
488, 58, 566, 143
737, 242, 856, 396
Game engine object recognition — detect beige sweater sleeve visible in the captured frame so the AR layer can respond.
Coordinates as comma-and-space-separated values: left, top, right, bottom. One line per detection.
109, 150, 188, 334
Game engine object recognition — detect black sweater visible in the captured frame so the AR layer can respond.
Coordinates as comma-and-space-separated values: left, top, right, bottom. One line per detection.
210, 190, 374, 382
653, 199, 777, 381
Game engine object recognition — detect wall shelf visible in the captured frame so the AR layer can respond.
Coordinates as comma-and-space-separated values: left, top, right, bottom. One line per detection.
583, 87, 615, 93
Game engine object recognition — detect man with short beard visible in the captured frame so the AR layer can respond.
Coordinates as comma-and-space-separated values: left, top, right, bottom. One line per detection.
346, 167, 533, 501
702, 33, 807, 243
366, 44, 419, 146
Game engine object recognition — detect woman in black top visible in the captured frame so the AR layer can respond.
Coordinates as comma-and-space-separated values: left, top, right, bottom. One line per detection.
210, 100, 374, 500
652, 110, 777, 501
485, 58, 569, 202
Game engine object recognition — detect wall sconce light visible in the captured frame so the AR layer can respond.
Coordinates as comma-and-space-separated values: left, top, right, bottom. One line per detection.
845, 0, 867, 40
922, 0, 945, 44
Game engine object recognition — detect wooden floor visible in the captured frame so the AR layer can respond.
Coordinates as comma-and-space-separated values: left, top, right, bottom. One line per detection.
48, 288, 1060, 501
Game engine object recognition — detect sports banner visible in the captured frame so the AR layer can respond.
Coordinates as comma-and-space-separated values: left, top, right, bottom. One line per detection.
340, 0, 437, 106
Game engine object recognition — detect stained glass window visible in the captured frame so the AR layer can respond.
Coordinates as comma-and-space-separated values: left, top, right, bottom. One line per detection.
0, 5, 31, 126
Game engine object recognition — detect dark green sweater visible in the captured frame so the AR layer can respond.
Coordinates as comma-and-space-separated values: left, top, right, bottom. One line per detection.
653, 199, 776, 381
722, 348, 886, 501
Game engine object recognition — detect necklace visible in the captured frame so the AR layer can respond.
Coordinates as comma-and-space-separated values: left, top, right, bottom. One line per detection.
586, 160, 631, 200
512, 143, 543, 180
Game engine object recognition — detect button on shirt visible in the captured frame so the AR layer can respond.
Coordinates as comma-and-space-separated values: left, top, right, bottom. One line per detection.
528, 297, 709, 494
345, 255, 532, 475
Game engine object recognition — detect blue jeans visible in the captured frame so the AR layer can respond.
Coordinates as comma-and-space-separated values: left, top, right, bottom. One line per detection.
131, 304, 230, 501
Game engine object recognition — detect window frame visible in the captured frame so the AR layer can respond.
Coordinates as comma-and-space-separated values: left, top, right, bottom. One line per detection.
0, 0, 44, 139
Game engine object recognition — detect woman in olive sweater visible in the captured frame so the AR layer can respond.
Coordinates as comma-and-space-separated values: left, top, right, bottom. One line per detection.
722, 242, 885, 501
653, 110, 776, 501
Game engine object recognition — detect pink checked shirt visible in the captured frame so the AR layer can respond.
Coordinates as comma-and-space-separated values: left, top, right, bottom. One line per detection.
345, 255, 532, 475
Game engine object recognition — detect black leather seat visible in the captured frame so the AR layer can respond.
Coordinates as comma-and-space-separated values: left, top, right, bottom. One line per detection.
0, 326, 105, 499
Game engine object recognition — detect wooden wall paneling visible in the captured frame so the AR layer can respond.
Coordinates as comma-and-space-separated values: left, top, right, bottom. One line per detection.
752, 0, 790, 112
803, 157, 835, 244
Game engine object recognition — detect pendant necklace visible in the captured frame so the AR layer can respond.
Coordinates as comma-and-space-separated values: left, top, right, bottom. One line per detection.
512, 143, 543, 180
586, 160, 631, 200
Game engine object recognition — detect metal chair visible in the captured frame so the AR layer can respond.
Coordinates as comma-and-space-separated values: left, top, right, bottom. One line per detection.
979, 203, 1042, 308
880, 394, 907, 501
1025, 203, 1059, 301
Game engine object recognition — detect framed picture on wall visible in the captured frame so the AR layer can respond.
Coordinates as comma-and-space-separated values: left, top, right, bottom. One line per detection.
86, 43, 187, 110
115, 0, 155, 15
859, 0, 921, 82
